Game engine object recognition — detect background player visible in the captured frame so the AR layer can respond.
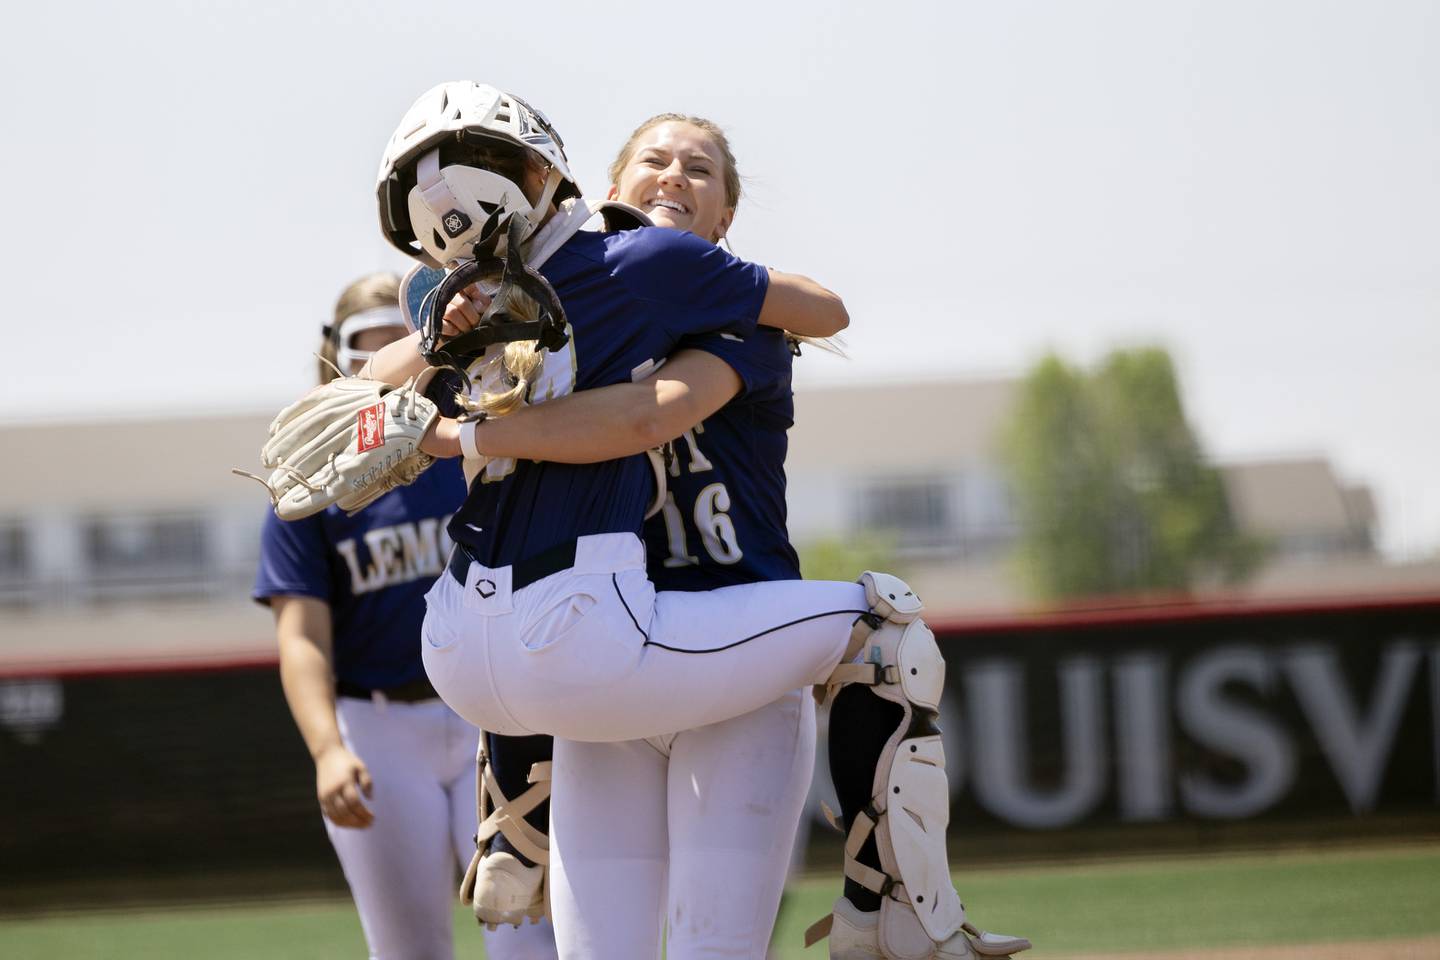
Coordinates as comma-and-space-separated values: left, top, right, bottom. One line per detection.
253, 273, 557, 960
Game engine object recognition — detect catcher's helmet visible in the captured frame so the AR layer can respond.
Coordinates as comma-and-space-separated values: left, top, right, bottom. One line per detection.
376, 82, 581, 267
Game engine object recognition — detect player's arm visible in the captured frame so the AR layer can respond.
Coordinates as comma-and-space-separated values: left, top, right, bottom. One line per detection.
641, 231, 847, 341
357, 330, 429, 384
359, 287, 495, 384
758, 268, 849, 338
272, 596, 374, 829
422, 349, 740, 462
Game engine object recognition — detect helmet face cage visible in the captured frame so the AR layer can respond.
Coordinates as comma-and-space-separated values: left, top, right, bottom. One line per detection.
376, 82, 581, 266
418, 216, 570, 387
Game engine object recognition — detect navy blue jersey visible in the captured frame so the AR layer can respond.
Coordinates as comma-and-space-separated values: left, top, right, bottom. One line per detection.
253, 458, 467, 689
643, 327, 801, 590
450, 226, 768, 566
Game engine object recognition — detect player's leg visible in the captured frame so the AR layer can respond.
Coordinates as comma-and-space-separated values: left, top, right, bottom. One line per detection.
811, 574, 1031, 960
640, 573, 1023, 960
548, 737, 670, 960
533, 571, 868, 740
326, 698, 460, 960
665, 688, 816, 960
461, 731, 554, 926
477, 905, 561, 960
771, 738, 820, 956
443, 717, 559, 960
827, 683, 900, 915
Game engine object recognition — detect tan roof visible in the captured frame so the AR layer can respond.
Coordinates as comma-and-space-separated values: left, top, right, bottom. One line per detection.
0, 598, 274, 668
789, 378, 1017, 471
0, 413, 273, 512
1220, 458, 1364, 536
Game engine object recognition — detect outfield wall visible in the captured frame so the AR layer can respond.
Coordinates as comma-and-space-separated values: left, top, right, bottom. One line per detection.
2, 595, 1438, 888
913, 596, 1440, 832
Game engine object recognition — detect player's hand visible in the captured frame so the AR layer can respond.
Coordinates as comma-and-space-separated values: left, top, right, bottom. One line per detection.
316, 745, 375, 829
441, 284, 493, 339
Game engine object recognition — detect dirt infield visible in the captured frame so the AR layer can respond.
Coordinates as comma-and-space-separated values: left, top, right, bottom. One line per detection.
1073, 935, 1440, 959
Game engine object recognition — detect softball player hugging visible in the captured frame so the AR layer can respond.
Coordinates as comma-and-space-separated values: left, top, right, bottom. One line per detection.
352, 82, 1031, 960
453, 114, 827, 958
253, 274, 557, 960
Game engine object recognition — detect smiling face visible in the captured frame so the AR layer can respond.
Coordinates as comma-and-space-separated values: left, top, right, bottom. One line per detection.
608, 120, 735, 243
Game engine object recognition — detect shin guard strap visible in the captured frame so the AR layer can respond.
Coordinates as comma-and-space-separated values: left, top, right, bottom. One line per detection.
475, 759, 551, 865
803, 913, 834, 948
843, 807, 896, 898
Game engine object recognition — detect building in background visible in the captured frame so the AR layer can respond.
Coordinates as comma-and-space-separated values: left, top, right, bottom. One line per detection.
786, 379, 1434, 611
0, 414, 274, 666
2, 378, 1436, 665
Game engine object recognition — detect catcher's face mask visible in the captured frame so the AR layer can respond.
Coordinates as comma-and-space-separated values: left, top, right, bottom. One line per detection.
418, 215, 570, 388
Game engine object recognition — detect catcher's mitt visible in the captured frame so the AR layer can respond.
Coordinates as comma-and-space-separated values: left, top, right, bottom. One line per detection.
234, 375, 439, 520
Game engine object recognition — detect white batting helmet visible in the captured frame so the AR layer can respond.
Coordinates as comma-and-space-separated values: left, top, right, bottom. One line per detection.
376, 82, 581, 267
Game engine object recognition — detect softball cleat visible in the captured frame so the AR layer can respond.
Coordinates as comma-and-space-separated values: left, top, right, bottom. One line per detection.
471, 850, 545, 928
825, 896, 1030, 960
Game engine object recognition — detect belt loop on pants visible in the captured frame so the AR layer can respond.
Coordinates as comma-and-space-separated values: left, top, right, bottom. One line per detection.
447, 538, 580, 592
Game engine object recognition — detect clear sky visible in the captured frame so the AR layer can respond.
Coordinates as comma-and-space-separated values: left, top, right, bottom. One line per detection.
3, 0, 1436, 557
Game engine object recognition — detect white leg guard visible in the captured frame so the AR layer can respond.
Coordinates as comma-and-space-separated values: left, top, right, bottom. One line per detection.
808, 573, 1031, 960
459, 738, 551, 928
847, 617, 966, 955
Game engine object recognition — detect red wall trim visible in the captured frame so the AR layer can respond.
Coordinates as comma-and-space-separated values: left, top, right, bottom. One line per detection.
928, 591, 1440, 635
0, 651, 279, 680
4, 592, 1439, 679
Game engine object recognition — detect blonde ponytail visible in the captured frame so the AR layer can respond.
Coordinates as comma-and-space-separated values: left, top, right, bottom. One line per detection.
454, 280, 547, 418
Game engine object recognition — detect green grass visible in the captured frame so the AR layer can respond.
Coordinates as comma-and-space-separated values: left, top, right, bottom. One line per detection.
4, 845, 1438, 959
778, 844, 1440, 957
0, 901, 370, 960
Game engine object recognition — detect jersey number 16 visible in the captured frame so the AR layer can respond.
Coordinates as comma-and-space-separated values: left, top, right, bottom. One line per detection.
658, 426, 743, 567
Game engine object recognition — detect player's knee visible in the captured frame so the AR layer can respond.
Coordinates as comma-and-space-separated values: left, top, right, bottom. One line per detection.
835, 617, 945, 713
858, 570, 923, 623
885, 619, 944, 711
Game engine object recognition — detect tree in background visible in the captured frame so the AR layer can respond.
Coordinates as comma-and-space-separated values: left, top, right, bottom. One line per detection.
1002, 347, 1262, 601
798, 533, 900, 584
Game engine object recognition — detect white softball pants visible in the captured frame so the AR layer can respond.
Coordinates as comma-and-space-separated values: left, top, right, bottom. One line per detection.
421, 533, 868, 742
326, 696, 557, 960
547, 689, 816, 960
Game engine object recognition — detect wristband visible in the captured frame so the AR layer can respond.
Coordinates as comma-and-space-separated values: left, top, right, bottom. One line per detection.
459, 419, 481, 460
